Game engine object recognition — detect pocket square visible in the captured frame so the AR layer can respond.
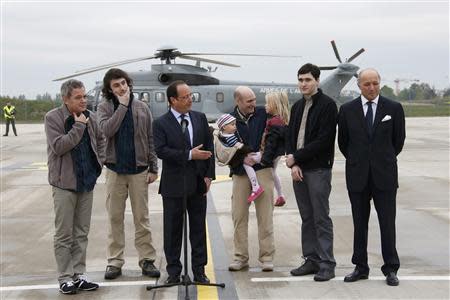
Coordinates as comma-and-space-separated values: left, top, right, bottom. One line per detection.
381, 115, 392, 122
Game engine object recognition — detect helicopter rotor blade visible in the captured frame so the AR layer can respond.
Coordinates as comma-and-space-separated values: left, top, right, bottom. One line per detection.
331, 40, 342, 63
347, 48, 365, 63
53, 56, 157, 81
74, 56, 157, 73
181, 52, 302, 58
53, 68, 110, 81
180, 55, 240, 67
319, 66, 338, 70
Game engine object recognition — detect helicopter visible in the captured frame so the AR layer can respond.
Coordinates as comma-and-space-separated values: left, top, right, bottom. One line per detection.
54, 40, 365, 121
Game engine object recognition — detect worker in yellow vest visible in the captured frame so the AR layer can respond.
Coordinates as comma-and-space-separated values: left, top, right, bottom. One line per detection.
3, 102, 17, 136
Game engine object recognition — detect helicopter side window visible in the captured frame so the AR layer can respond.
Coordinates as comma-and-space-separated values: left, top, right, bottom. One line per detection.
155, 92, 165, 103
140, 92, 150, 103
192, 92, 201, 103
216, 92, 224, 103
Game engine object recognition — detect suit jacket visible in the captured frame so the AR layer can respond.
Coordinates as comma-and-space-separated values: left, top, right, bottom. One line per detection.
338, 95, 406, 192
153, 110, 215, 198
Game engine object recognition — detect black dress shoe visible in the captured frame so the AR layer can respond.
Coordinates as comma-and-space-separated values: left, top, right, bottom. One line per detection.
165, 275, 180, 284
104, 266, 122, 280
314, 268, 335, 281
344, 268, 369, 282
386, 272, 399, 286
193, 273, 210, 284
290, 259, 319, 276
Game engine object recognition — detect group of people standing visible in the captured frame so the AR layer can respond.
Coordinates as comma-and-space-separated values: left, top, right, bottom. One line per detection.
44, 63, 405, 295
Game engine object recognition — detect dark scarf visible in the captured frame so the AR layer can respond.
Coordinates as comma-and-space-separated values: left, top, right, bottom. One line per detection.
64, 110, 101, 192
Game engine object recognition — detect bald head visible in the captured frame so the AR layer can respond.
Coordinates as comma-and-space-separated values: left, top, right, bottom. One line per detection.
234, 86, 256, 116
357, 68, 381, 101
358, 68, 381, 83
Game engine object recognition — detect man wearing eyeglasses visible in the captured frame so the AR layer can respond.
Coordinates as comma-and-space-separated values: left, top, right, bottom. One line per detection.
45, 79, 105, 294
97, 68, 161, 281
153, 80, 215, 284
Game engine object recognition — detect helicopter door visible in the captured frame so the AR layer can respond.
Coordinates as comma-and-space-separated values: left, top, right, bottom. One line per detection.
150, 90, 169, 118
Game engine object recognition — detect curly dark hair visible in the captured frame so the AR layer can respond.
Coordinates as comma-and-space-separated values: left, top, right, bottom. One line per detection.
101, 68, 133, 100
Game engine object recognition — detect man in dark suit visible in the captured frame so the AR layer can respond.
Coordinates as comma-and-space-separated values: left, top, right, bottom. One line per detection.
338, 68, 406, 286
153, 80, 215, 284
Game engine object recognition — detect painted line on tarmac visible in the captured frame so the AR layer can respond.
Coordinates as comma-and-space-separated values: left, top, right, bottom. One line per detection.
206, 193, 239, 300
197, 223, 219, 300
251, 275, 450, 282
0, 280, 157, 291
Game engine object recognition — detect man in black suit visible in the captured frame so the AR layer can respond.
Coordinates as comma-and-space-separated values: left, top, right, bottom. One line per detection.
338, 68, 406, 286
153, 80, 215, 284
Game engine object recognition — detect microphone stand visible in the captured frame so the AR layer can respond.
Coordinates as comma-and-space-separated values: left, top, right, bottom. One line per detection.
147, 117, 225, 300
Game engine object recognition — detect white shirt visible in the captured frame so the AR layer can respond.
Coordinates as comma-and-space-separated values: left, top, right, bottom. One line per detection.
171, 108, 193, 159
361, 95, 379, 123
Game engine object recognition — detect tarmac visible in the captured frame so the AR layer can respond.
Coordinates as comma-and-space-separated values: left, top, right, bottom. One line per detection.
0, 117, 449, 299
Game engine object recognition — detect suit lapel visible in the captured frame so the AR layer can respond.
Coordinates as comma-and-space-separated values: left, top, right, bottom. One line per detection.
352, 97, 369, 135
166, 111, 186, 143
189, 111, 198, 146
372, 96, 385, 134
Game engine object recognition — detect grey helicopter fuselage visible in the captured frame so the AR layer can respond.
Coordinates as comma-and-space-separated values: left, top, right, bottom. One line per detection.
88, 63, 359, 121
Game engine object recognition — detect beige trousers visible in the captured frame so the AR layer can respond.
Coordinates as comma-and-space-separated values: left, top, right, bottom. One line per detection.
105, 169, 156, 268
52, 187, 93, 284
231, 167, 275, 263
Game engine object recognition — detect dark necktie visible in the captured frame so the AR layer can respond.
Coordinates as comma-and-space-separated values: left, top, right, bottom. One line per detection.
366, 101, 373, 136
180, 114, 191, 148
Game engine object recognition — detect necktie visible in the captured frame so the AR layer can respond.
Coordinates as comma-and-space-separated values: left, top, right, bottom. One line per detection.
366, 101, 373, 136
180, 114, 191, 148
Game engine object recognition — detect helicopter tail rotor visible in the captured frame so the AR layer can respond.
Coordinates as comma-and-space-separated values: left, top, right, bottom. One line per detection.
318, 40, 365, 73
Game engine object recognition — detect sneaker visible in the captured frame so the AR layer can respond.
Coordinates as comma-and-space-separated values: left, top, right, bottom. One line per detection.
74, 274, 99, 291
261, 261, 274, 272
228, 260, 249, 271
248, 186, 264, 203
274, 196, 286, 207
59, 281, 77, 294
141, 260, 161, 278
290, 259, 319, 276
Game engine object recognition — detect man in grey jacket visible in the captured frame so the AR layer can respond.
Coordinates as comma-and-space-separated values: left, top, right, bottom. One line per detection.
45, 79, 105, 294
97, 68, 160, 280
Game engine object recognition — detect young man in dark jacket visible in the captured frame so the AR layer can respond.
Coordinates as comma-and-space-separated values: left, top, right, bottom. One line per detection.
97, 68, 160, 280
286, 63, 338, 281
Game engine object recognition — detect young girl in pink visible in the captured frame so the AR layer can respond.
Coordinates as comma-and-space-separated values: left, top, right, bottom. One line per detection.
261, 91, 290, 207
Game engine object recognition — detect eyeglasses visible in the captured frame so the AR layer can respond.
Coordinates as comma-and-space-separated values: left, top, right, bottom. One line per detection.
177, 93, 193, 101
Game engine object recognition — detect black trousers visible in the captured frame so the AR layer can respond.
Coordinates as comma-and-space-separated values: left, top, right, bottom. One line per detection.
348, 176, 400, 275
162, 193, 207, 277
4, 118, 17, 136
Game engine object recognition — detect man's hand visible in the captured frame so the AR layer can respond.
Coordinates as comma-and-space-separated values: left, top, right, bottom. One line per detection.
286, 154, 295, 168
204, 177, 212, 196
191, 144, 212, 160
147, 172, 158, 184
291, 165, 304, 182
74, 112, 89, 124
116, 88, 130, 106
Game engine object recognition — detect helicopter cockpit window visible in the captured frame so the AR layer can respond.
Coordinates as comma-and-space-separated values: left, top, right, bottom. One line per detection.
140, 92, 150, 103
216, 92, 224, 103
155, 92, 165, 103
192, 92, 200, 103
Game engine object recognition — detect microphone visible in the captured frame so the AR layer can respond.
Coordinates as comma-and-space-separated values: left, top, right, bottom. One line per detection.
181, 118, 189, 134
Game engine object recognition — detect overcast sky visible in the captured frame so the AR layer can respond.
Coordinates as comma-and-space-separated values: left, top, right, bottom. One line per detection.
1, 0, 449, 98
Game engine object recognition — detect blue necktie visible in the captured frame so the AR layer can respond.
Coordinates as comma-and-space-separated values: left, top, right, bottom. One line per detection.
180, 114, 191, 148
366, 101, 373, 136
